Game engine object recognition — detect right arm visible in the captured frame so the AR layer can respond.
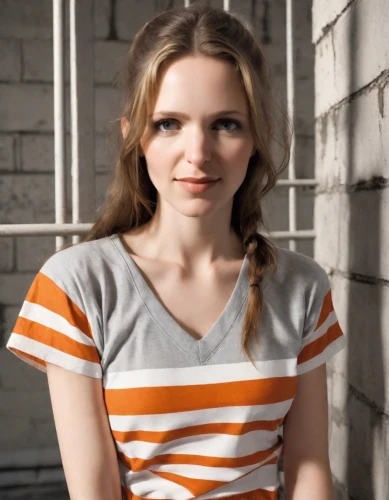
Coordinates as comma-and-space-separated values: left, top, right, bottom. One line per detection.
46, 362, 123, 500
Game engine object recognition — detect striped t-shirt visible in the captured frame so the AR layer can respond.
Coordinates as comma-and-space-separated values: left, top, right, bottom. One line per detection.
6, 233, 346, 500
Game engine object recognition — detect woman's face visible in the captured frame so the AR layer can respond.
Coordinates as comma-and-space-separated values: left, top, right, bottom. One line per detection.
137, 55, 255, 219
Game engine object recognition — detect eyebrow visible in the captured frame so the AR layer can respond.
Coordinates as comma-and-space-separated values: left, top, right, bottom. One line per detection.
149, 110, 247, 119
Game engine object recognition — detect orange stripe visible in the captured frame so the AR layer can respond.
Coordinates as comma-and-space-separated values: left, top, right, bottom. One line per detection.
104, 377, 297, 416
315, 289, 334, 331
122, 457, 278, 500
9, 348, 46, 368
298, 321, 343, 365
121, 458, 279, 500
13, 317, 100, 364
25, 272, 93, 340
124, 490, 277, 500
118, 439, 282, 472
221, 486, 278, 500
112, 418, 284, 444
153, 470, 225, 497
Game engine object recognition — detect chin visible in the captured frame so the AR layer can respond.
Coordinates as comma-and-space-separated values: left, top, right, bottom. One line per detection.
173, 200, 223, 218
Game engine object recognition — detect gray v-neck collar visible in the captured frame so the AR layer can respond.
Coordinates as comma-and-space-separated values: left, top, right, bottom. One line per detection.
110, 233, 250, 363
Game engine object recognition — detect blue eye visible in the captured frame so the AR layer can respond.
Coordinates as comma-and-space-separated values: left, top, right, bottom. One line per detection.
153, 118, 242, 133
154, 119, 177, 132
217, 119, 240, 132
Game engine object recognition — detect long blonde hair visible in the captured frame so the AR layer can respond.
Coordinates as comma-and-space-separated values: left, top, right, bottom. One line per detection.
78, 3, 291, 363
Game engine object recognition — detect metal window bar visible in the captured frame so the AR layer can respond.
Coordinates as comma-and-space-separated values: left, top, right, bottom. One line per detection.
53, 0, 66, 249
70, 0, 95, 246
286, 0, 297, 251
0, 0, 317, 245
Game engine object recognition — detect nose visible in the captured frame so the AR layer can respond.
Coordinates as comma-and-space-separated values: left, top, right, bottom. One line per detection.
184, 126, 212, 166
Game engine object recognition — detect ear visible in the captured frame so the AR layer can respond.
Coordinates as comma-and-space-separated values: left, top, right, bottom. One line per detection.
251, 146, 256, 157
121, 116, 145, 157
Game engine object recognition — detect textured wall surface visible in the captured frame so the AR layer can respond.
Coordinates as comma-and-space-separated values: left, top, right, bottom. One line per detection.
313, 0, 389, 498
0, 0, 314, 495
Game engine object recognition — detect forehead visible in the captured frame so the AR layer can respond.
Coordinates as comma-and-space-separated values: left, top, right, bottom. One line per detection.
153, 55, 249, 115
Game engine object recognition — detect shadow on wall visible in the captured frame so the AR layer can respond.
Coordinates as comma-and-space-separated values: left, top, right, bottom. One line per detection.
344, 3, 386, 499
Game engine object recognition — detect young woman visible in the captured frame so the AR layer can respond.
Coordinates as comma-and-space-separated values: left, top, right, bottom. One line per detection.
6, 4, 346, 500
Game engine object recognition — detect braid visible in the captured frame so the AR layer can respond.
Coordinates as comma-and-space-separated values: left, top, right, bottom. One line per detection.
241, 216, 277, 366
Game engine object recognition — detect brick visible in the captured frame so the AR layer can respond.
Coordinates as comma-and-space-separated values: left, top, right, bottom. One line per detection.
20, 134, 112, 172
23, 39, 127, 85
95, 86, 119, 134
315, 85, 389, 187
0, 238, 14, 273
20, 134, 111, 173
0, 273, 35, 306
312, 0, 351, 43
315, 189, 389, 281
95, 41, 129, 84
0, 135, 15, 171
116, 0, 158, 41
96, 133, 116, 172
0, 389, 52, 420
22, 40, 55, 83
0, 39, 21, 82
21, 134, 56, 172
0, 0, 53, 39
1, 306, 19, 344
315, 0, 389, 116
0, 84, 54, 132
323, 274, 389, 414
93, 0, 110, 40
96, 172, 111, 209
0, 397, 58, 451
332, 387, 389, 499
328, 406, 349, 487
16, 236, 56, 272
0, 174, 55, 224
0, 341, 44, 390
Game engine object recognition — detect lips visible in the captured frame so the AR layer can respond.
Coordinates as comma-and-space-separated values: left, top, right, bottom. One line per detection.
176, 177, 219, 183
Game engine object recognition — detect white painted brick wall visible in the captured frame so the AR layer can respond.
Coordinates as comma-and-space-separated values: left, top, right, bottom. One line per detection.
316, 84, 389, 187
312, 0, 352, 43
315, 0, 389, 496
315, 189, 389, 282
315, 0, 389, 117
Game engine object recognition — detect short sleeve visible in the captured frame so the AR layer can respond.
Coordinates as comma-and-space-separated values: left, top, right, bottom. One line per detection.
6, 265, 103, 379
297, 269, 347, 376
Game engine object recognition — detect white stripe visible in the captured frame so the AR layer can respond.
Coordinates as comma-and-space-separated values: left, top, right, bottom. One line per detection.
147, 445, 282, 482
297, 335, 347, 375
116, 428, 279, 461
19, 301, 94, 346
7, 334, 102, 378
301, 310, 338, 348
109, 399, 294, 432
195, 462, 278, 500
104, 358, 297, 389
121, 467, 192, 500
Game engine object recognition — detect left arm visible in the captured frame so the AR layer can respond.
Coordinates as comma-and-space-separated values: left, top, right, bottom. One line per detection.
282, 363, 334, 499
